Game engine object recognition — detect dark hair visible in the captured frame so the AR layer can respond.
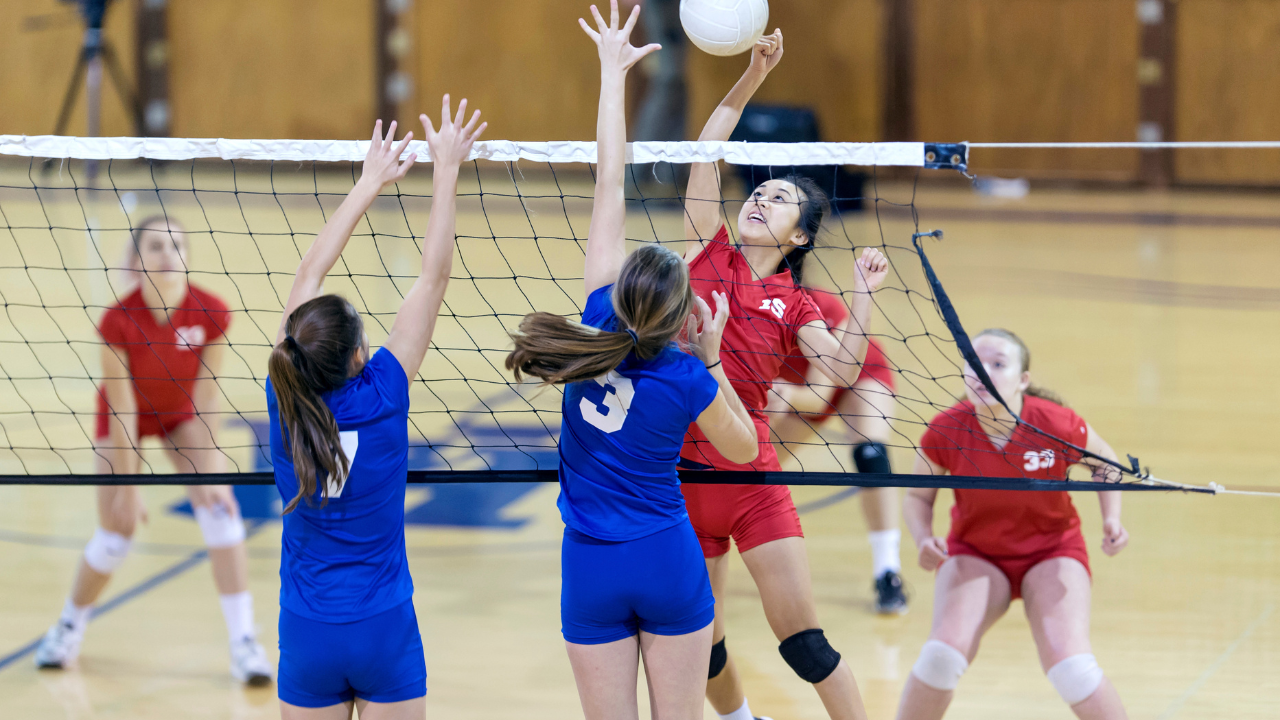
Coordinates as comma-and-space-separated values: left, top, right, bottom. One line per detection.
772, 174, 830, 285
268, 295, 365, 514
506, 244, 694, 385
975, 328, 1067, 407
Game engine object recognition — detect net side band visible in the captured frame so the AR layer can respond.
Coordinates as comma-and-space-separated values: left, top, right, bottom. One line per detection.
0, 136, 927, 166
0, 470, 1207, 492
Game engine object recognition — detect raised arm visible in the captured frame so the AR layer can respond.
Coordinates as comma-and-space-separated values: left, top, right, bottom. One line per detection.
275, 121, 416, 344
688, 291, 758, 464
1081, 423, 1129, 556
684, 30, 783, 263
795, 247, 890, 387
580, 1, 660, 295
382, 96, 486, 379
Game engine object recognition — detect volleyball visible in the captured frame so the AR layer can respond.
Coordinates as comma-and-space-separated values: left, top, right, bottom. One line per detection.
679, 0, 770, 57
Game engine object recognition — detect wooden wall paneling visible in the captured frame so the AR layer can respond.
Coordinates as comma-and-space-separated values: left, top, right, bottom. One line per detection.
413, 1, 601, 142
1175, 0, 1280, 185
167, 0, 374, 140
915, 0, 1140, 181
685, 0, 883, 144
0, 0, 137, 137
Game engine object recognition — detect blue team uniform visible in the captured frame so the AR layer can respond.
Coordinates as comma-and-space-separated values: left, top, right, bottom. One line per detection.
267, 347, 426, 707
558, 284, 720, 644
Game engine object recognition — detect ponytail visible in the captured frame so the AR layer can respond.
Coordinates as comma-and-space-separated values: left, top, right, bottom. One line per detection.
1025, 384, 1068, 408
268, 295, 365, 513
506, 244, 694, 386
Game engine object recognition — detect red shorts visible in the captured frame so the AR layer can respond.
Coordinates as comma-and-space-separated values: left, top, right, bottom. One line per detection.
784, 339, 896, 424
94, 389, 193, 441
945, 532, 1091, 600
681, 483, 804, 558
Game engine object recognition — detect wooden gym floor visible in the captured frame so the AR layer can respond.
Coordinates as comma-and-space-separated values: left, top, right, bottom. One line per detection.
0, 161, 1277, 718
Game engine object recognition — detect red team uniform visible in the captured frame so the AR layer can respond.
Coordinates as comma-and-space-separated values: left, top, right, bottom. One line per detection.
679, 225, 826, 557
919, 395, 1092, 599
95, 285, 232, 440
776, 287, 895, 422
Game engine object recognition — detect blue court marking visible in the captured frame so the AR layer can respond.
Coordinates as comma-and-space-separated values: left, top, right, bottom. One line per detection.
0, 519, 268, 674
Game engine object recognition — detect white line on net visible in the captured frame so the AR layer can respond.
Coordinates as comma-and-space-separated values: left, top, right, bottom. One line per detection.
967, 141, 1280, 149
0, 136, 928, 167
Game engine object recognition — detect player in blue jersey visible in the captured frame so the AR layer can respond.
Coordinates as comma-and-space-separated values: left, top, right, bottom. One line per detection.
504, 4, 760, 719
265, 103, 485, 720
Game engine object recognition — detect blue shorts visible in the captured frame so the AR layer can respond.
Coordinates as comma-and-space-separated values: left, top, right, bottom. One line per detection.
278, 599, 427, 707
561, 520, 715, 645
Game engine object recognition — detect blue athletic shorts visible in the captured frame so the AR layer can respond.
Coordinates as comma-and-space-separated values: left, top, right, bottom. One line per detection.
278, 599, 427, 707
561, 520, 715, 645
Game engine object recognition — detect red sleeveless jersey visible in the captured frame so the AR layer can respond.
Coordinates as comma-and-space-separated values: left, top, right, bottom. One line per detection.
920, 396, 1090, 558
680, 225, 823, 471
95, 284, 231, 435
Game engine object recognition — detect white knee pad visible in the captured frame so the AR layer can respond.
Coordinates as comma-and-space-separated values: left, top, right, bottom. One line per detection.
1047, 654, 1103, 705
911, 640, 969, 691
194, 505, 246, 549
83, 528, 132, 574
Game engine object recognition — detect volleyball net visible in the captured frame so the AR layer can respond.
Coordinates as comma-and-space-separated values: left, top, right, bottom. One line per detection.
0, 136, 1207, 492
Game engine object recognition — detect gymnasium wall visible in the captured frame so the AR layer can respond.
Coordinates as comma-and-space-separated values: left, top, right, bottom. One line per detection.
2, 0, 1280, 185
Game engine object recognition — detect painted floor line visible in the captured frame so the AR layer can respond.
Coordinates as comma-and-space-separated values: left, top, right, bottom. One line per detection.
0, 519, 267, 674
1156, 603, 1274, 720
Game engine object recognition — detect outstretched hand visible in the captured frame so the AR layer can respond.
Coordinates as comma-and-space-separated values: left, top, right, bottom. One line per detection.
579, 0, 661, 74
747, 29, 784, 76
360, 120, 416, 189
854, 246, 890, 293
421, 94, 486, 169
687, 290, 730, 366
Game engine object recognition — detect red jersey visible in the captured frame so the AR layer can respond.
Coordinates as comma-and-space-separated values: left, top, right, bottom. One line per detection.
776, 287, 894, 391
95, 284, 231, 434
920, 396, 1089, 558
681, 225, 824, 470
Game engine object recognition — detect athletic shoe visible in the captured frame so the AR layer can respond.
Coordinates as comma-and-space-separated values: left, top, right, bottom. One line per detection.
34, 621, 83, 669
874, 570, 909, 615
230, 637, 273, 687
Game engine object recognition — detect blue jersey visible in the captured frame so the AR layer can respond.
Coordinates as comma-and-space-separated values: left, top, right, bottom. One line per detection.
266, 346, 413, 622
557, 284, 720, 541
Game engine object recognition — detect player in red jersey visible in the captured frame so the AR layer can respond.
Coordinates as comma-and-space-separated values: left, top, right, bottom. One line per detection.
680, 31, 887, 720
768, 286, 907, 615
34, 217, 271, 685
896, 329, 1129, 720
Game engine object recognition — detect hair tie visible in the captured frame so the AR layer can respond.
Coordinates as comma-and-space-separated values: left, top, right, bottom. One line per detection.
284, 335, 299, 350
624, 328, 639, 347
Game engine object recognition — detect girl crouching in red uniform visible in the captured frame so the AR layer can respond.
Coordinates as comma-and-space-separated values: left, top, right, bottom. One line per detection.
897, 329, 1130, 720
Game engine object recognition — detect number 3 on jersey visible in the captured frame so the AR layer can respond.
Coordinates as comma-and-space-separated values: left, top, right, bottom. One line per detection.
580, 371, 635, 434
327, 431, 359, 498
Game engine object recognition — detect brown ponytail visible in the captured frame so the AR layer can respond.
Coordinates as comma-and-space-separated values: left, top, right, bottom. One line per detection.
268, 295, 365, 513
975, 328, 1068, 407
506, 244, 695, 385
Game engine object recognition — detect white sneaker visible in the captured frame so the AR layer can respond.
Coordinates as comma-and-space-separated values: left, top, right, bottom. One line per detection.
229, 637, 273, 687
34, 621, 83, 669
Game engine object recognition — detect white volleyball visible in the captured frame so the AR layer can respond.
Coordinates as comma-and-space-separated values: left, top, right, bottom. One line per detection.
679, 0, 770, 57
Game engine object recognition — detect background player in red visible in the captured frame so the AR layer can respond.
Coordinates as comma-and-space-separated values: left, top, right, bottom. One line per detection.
35, 217, 271, 685
768, 285, 907, 615
897, 329, 1129, 720
680, 31, 887, 720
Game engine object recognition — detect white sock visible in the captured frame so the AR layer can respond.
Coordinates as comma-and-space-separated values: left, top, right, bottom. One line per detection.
219, 591, 256, 642
718, 698, 755, 720
59, 597, 92, 635
869, 529, 902, 577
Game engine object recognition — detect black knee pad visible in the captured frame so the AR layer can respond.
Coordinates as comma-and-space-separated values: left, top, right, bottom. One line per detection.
708, 638, 727, 679
853, 442, 891, 475
779, 629, 842, 683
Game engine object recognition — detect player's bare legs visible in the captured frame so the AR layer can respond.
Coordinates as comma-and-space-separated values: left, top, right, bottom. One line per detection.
704, 552, 750, 714
842, 380, 906, 613
1022, 558, 1127, 720
895, 555, 1011, 720
741, 537, 868, 720
69, 475, 143, 608
566, 636, 643, 720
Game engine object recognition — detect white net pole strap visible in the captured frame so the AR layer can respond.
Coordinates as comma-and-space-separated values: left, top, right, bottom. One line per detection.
1141, 476, 1280, 498
966, 141, 1280, 149
0, 135, 932, 167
